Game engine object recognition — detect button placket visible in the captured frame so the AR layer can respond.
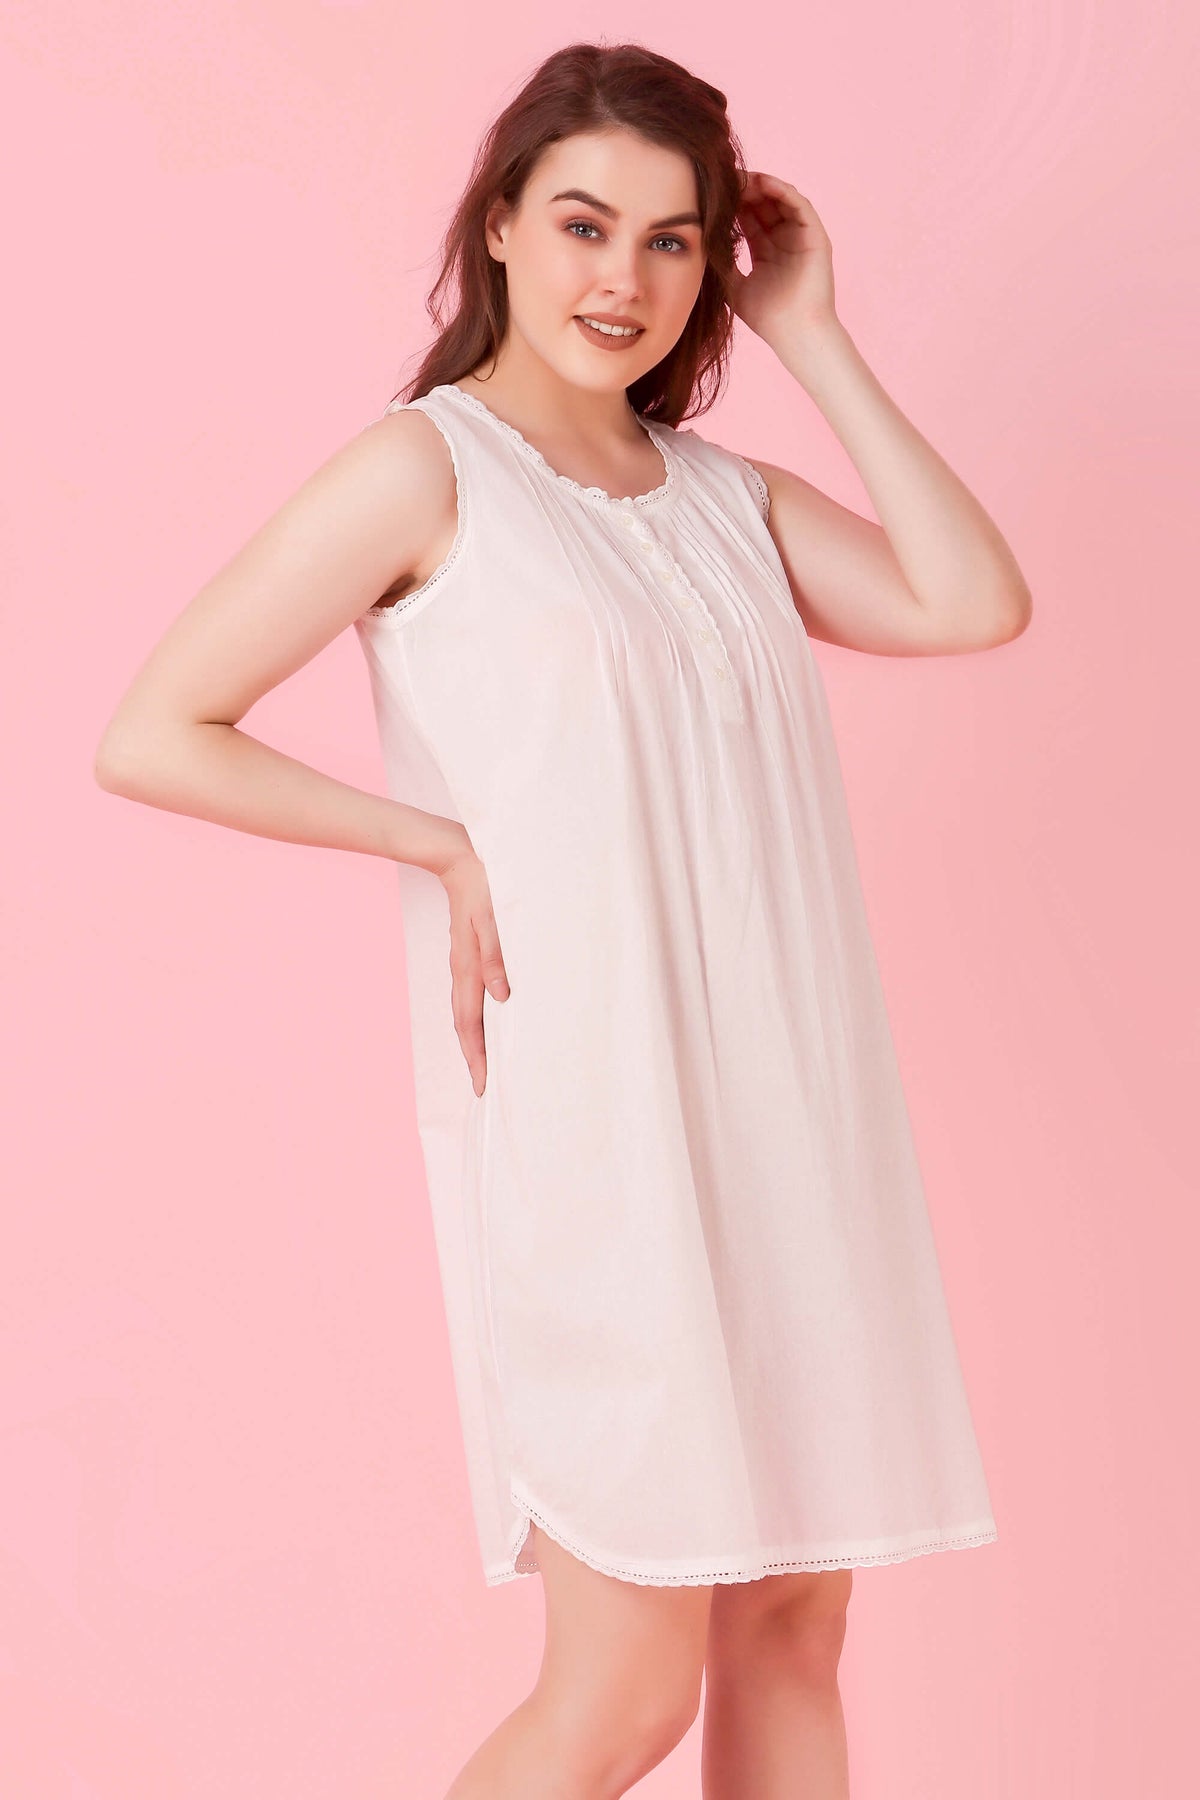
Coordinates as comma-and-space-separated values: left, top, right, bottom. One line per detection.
617, 506, 742, 718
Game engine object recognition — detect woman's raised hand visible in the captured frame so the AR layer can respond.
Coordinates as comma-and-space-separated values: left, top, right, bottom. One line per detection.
727, 172, 837, 347
437, 849, 510, 1097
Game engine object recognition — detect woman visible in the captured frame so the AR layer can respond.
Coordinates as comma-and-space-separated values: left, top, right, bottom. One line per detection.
96, 40, 1025, 1800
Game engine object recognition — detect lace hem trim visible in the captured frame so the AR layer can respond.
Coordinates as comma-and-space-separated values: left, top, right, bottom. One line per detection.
486, 1488, 998, 1587
438, 383, 678, 509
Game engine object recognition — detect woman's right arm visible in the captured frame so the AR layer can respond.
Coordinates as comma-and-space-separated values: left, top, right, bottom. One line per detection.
94, 406, 467, 877
95, 404, 511, 1094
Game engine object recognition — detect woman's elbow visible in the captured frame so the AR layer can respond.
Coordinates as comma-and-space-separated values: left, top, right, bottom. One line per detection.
991, 583, 1033, 644
94, 731, 137, 794
94, 718, 161, 796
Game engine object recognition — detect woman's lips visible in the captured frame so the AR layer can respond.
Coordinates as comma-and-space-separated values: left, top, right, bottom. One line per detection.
573, 315, 646, 352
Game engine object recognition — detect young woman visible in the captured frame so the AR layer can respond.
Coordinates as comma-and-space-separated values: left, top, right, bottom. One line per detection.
96, 40, 1025, 1800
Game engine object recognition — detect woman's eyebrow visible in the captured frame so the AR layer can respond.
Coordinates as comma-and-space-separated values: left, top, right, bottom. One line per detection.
547, 187, 702, 229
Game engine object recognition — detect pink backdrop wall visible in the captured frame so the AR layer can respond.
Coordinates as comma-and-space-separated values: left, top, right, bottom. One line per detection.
4, 3, 1197, 1794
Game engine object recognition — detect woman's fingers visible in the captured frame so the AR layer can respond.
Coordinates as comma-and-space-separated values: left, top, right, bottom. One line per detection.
738, 170, 810, 234
440, 850, 510, 1097
474, 907, 510, 1002
448, 911, 488, 1096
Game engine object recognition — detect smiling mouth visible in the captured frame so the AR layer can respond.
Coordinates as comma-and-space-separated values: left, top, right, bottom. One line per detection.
575, 315, 644, 338
573, 315, 646, 352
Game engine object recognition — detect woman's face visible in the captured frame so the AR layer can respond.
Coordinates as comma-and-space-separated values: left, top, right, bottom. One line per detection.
485, 128, 707, 393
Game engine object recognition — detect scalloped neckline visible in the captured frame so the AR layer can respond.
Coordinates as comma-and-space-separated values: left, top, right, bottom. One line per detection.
437, 382, 676, 508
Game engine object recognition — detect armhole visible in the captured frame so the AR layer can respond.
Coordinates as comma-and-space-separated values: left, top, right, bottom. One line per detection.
732, 451, 771, 524
359, 398, 467, 629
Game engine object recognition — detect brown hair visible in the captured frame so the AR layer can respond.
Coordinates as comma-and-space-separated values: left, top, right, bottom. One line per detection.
393, 42, 748, 427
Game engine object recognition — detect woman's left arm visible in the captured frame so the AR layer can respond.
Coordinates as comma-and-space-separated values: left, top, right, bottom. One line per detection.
731, 173, 1033, 656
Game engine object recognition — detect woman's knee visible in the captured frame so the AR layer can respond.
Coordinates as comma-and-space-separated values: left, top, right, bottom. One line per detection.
707, 1568, 853, 1683
530, 1526, 709, 1781
533, 1648, 701, 1792
611, 1681, 703, 1781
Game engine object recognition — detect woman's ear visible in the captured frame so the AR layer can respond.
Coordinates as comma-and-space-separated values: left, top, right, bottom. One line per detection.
483, 199, 512, 263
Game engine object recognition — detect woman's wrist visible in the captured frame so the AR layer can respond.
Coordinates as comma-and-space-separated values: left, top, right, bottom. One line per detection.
387, 801, 473, 878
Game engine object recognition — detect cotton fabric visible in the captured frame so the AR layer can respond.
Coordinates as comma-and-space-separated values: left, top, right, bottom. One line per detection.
355, 381, 998, 1586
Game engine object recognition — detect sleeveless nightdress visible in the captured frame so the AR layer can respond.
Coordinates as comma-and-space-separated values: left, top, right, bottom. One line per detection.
354, 381, 998, 1586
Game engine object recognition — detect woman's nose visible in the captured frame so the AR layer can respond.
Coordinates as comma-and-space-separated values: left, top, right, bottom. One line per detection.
597, 245, 645, 300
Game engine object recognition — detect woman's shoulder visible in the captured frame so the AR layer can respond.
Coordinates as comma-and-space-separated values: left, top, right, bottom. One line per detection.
358, 400, 457, 502
360, 400, 459, 532
347, 402, 462, 624
665, 421, 772, 524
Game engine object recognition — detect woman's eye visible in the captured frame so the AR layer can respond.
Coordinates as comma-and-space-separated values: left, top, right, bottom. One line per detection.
564, 221, 687, 253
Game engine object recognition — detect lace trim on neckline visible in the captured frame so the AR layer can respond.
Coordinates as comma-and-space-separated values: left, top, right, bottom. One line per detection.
436, 382, 677, 509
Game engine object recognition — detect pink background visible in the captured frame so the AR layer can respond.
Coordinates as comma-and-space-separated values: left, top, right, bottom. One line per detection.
4, 3, 1198, 1794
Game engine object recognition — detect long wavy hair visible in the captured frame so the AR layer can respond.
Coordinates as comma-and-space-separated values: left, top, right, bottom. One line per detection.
393, 42, 748, 427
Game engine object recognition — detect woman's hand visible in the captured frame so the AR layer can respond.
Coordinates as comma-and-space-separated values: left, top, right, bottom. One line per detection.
728, 173, 838, 348
438, 849, 510, 1097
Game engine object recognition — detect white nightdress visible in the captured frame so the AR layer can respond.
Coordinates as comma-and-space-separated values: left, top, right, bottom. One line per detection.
354, 380, 998, 1587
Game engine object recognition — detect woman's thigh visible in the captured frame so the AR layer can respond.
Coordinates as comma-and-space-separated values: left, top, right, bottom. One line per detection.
530, 1523, 713, 1744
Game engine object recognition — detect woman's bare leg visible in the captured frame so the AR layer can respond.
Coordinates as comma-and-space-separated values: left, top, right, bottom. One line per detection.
444, 1523, 714, 1799
701, 1568, 854, 1799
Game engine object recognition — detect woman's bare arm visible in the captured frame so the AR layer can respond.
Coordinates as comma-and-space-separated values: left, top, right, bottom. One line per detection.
94, 407, 466, 877
747, 323, 1032, 657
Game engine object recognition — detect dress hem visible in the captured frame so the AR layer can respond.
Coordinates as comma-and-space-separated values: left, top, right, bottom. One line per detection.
483, 1483, 999, 1588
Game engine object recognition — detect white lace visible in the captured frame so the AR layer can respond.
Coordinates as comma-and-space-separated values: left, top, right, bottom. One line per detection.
439, 383, 677, 508
734, 451, 771, 523
492, 1488, 998, 1587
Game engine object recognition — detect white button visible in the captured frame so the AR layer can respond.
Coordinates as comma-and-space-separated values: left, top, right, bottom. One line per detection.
657, 566, 675, 584
638, 539, 654, 555
697, 628, 713, 643
676, 592, 693, 608
618, 510, 638, 529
